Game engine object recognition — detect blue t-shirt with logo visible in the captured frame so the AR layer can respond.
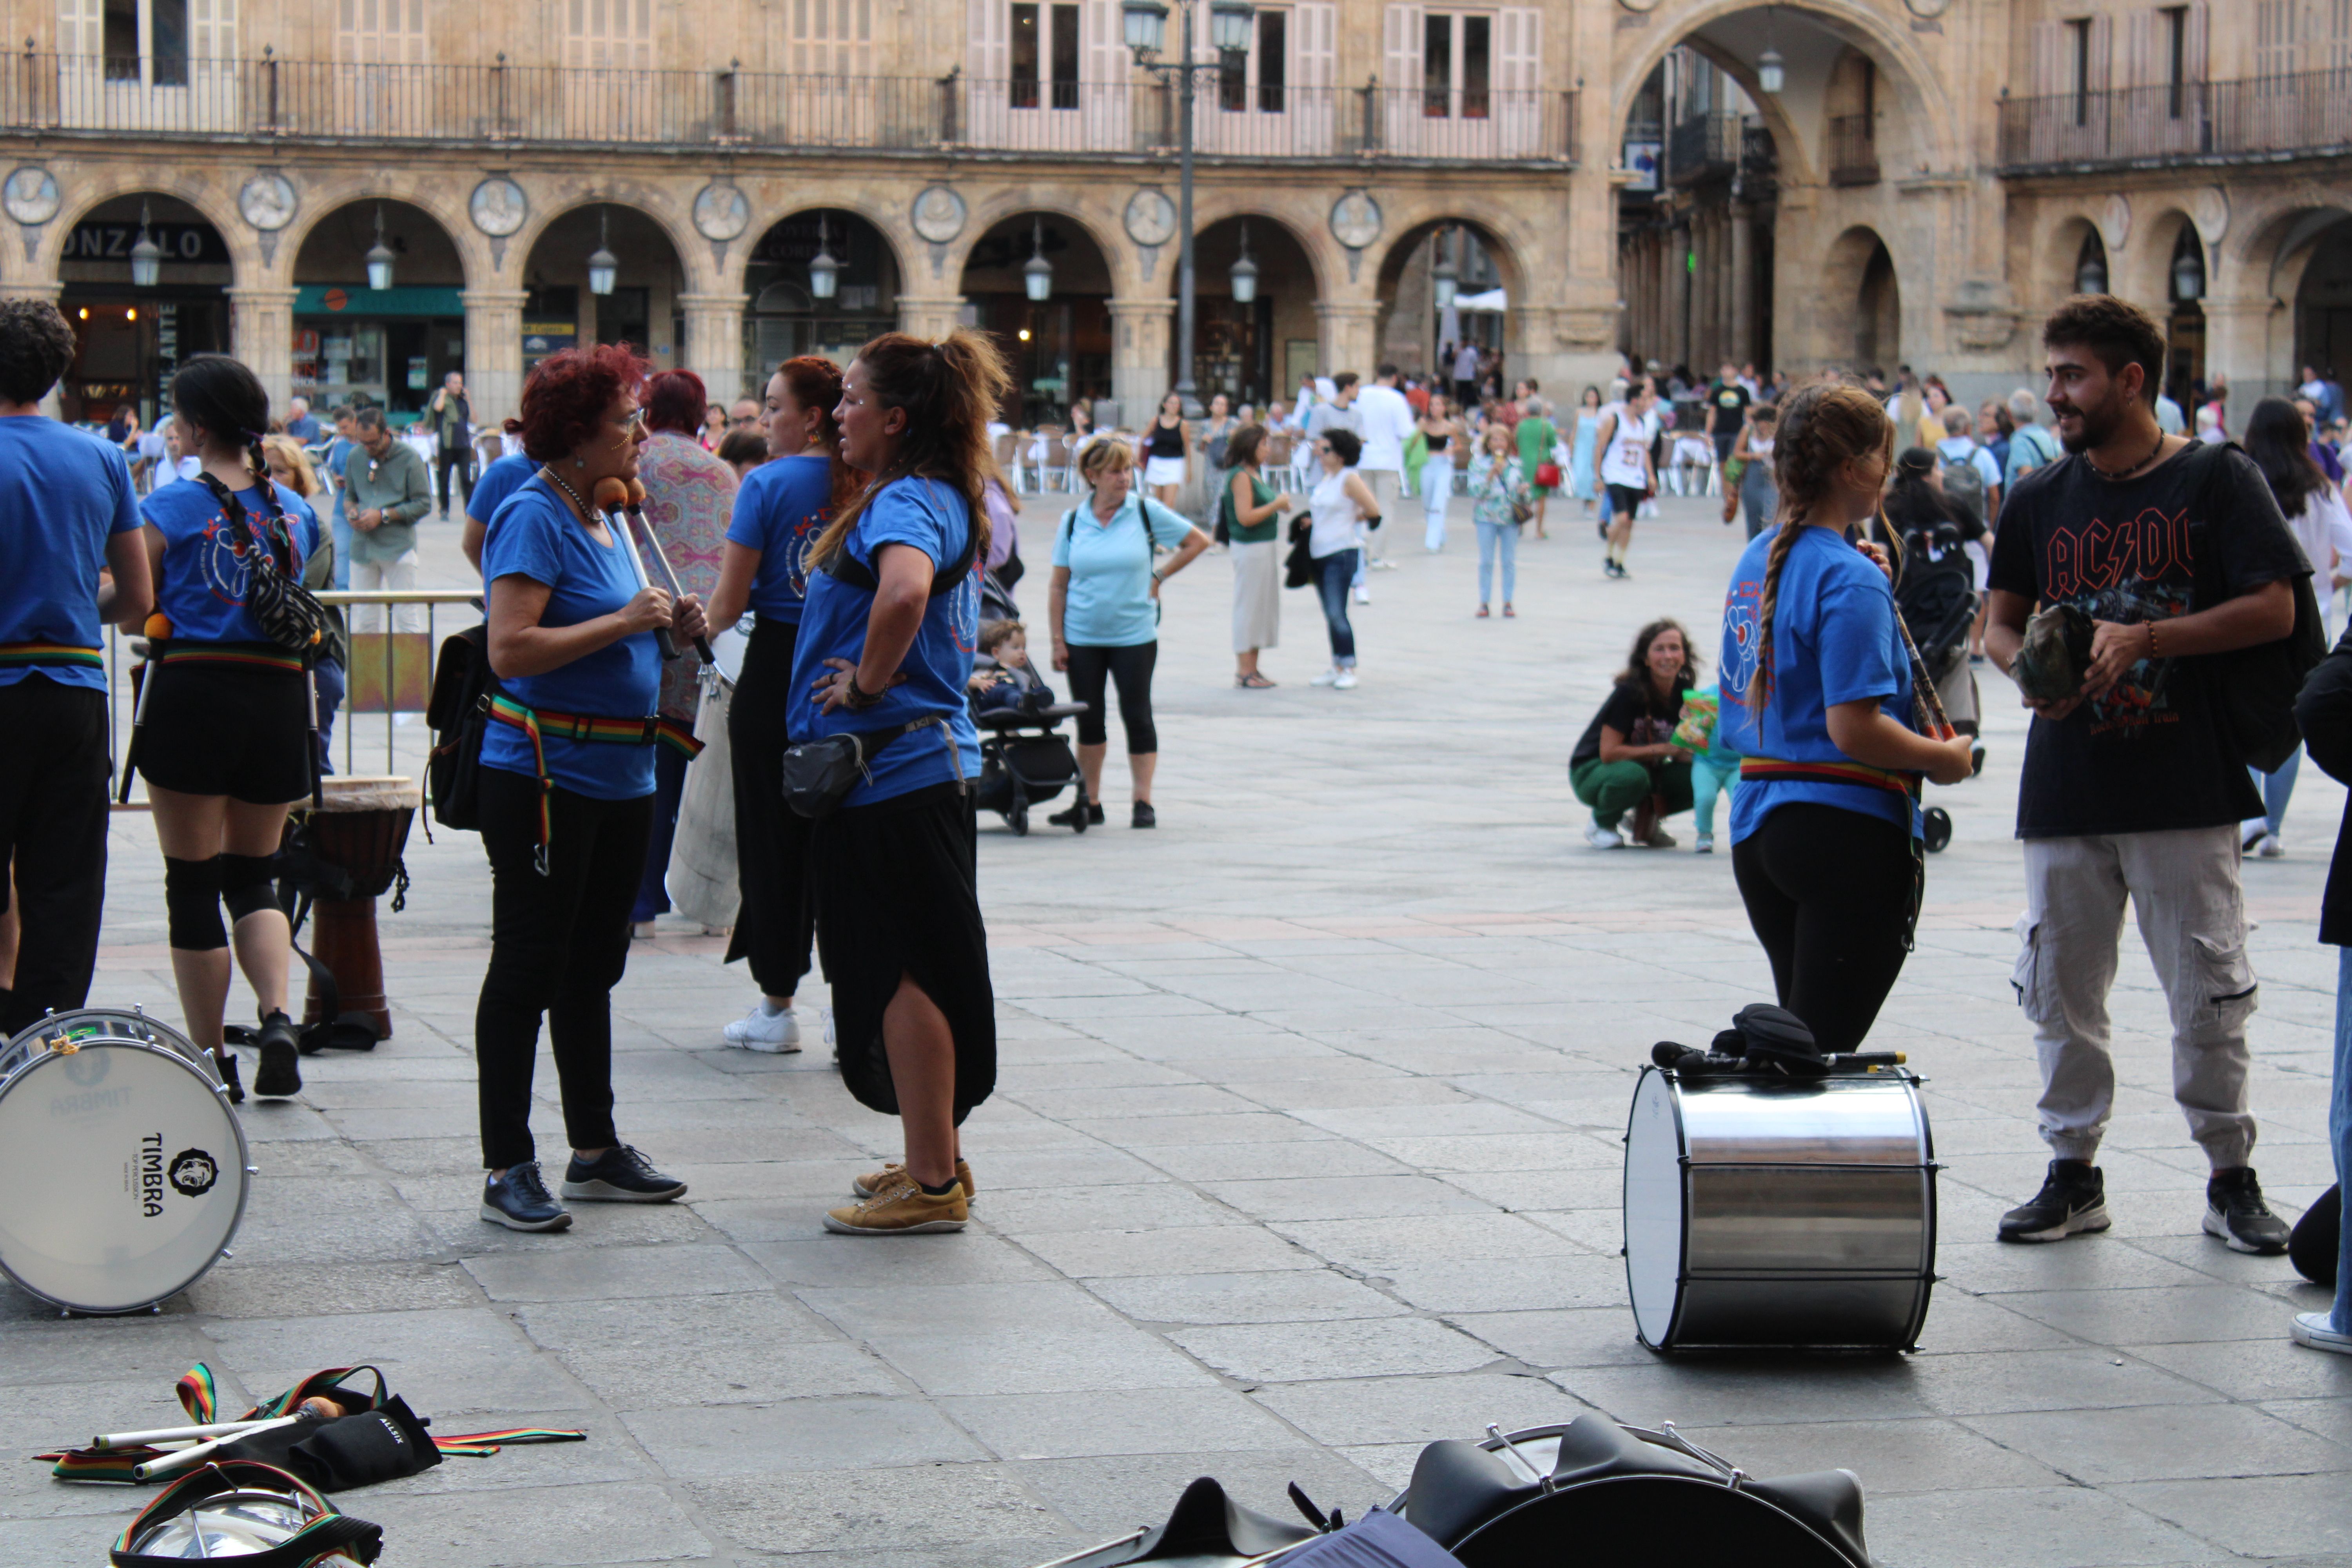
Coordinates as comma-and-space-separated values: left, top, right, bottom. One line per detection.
142, 477, 320, 645
1718, 524, 1918, 844
481, 479, 661, 800
1049, 492, 1197, 647
467, 452, 536, 531
788, 475, 982, 808
0, 417, 142, 690
725, 452, 832, 623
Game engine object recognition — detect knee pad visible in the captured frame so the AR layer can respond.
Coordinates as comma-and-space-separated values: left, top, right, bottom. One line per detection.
163, 856, 227, 951
218, 853, 280, 924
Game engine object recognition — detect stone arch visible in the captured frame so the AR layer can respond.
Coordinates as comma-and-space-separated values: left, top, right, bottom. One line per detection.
1172, 198, 1340, 305
739, 205, 908, 373
51, 187, 241, 425
279, 179, 481, 290
1817, 223, 1900, 371
2121, 207, 2200, 317
506, 191, 706, 295
44, 176, 250, 283
1367, 215, 1528, 381
722, 186, 920, 299
2045, 212, 2108, 308
942, 191, 1132, 298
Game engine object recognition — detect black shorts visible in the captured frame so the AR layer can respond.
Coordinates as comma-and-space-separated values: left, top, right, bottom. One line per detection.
1605, 483, 1647, 517
135, 657, 313, 804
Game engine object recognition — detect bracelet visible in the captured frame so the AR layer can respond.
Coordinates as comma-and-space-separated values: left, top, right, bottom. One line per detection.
843, 672, 882, 708
2145, 620, 2160, 661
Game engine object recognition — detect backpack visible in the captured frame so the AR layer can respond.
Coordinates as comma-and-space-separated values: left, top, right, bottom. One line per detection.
1938, 444, 1987, 528
425, 624, 497, 831
2187, 441, 2329, 773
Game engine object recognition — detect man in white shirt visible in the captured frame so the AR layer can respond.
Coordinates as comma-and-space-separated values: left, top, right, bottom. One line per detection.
1453, 341, 1480, 407
160, 417, 200, 484
1354, 364, 1416, 571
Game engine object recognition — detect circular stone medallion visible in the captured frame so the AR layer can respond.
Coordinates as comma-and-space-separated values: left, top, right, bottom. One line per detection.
911, 185, 967, 244
469, 177, 528, 238
238, 172, 298, 232
1904, 0, 1952, 16
693, 182, 750, 242
1329, 190, 1383, 250
2, 167, 60, 227
1124, 189, 1178, 248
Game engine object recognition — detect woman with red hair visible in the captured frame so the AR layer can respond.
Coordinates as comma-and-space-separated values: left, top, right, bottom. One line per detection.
706, 356, 855, 1052
473, 344, 710, 1232
626, 368, 738, 936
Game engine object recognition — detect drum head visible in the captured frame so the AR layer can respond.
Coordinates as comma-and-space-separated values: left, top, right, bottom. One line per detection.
8, 1009, 214, 1083
1622, 1068, 1686, 1347
1452, 1475, 1855, 1568
0, 1041, 247, 1312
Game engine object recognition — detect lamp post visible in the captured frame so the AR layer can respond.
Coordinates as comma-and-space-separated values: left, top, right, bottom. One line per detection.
1123, 0, 1253, 416
586, 206, 619, 297
365, 204, 396, 292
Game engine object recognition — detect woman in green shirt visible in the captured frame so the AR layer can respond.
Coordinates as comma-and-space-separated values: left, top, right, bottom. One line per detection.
1515, 395, 1559, 540
1222, 423, 1293, 688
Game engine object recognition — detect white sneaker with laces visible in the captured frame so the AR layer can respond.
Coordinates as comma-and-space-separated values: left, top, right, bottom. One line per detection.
2292, 1311, 2352, 1354
1586, 824, 1625, 850
1694, 834, 1714, 854
1333, 670, 1357, 690
723, 1003, 803, 1053
2258, 833, 2286, 858
1353, 585, 1372, 604
1310, 668, 1341, 686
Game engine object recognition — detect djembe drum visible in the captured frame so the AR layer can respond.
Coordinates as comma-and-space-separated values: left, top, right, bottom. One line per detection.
298, 777, 419, 1040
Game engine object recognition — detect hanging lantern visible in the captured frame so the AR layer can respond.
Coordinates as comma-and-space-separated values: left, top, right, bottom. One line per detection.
364, 204, 397, 291
1023, 218, 1053, 303
586, 206, 619, 297
129, 200, 163, 289
1229, 220, 1259, 304
2074, 234, 2107, 296
1757, 6, 1784, 94
1122, 0, 1168, 56
2171, 236, 2205, 302
808, 214, 840, 301
1432, 228, 1459, 310
1210, 0, 1255, 53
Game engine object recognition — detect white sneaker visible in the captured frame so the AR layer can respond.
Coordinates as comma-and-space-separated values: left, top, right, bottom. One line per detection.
723, 1003, 803, 1054
1372, 558, 1398, 571
2292, 1311, 2352, 1354
2258, 833, 2286, 858
1310, 668, 1341, 686
1586, 824, 1625, 850
1353, 585, 1372, 604
1332, 670, 1357, 690
1694, 834, 1714, 854
821, 1006, 835, 1047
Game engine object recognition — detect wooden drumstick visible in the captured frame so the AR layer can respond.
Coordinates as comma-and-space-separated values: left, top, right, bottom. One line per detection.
622, 478, 715, 666
593, 477, 679, 662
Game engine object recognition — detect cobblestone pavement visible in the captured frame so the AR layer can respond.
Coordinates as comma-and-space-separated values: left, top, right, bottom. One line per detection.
8, 494, 2347, 1567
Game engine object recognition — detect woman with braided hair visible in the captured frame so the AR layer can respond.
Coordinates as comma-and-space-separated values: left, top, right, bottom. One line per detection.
135, 356, 323, 1102
1716, 382, 1976, 1052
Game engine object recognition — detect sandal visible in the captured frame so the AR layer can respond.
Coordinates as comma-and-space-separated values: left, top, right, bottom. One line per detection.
1476, 604, 1490, 617
1235, 671, 1277, 689
1502, 604, 1516, 618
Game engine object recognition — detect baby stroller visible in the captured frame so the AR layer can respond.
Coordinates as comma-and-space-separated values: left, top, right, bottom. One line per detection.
1893, 520, 1984, 854
972, 671, 1091, 836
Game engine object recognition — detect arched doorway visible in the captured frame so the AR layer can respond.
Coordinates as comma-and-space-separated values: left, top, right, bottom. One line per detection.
58, 194, 231, 427
291, 200, 467, 422
521, 205, 686, 382
1183, 216, 1317, 407
743, 209, 901, 380
2293, 215, 2352, 386
1859, 238, 1899, 373
1819, 227, 1898, 375
1374, 220, 1514, 390
959, 212, 1112, 425
2164, 221, 2207, 401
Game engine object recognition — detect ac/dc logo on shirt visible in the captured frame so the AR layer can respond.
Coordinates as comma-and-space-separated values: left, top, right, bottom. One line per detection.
2038, 505, 2193, 600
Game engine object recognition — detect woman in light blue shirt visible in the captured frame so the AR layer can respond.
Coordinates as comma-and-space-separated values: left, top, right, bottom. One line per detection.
1047, 439, 1210, 828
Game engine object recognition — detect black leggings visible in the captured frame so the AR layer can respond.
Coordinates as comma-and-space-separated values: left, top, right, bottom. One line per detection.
475, 766, 649, 1170
1064, 641, 1158, 753
727, 616, 817, 998
1731, 802, 1916, 1054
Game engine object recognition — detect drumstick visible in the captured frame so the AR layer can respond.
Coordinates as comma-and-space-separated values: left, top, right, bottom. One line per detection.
92, 1418, 278, 1450
131, 1414, 305, 1481
592, 477, 679, 663
622, 479, 716, 667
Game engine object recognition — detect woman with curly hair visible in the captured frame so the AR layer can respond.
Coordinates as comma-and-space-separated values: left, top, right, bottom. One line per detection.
1570, 618, 1697, 849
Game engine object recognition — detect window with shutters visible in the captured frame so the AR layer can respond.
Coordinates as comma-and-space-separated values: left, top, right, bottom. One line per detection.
1010, 2, 1078, 108
1218, 8, 1285, 112
1422, 10, 1491, 119
2068, 17, 2093, 122
92, 0, 191, 82
337, 0, 426, 64
790, 0, 871, 76
565, 0, 652, 71
2256, 0, 2297, 78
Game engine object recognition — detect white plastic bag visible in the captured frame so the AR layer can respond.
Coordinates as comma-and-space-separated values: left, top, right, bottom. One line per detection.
664, 665, 739, 931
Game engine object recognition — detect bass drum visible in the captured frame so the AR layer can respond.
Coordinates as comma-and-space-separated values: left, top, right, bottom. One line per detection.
0, 1009, 249, 1314
1624, 1063, 1936, 1350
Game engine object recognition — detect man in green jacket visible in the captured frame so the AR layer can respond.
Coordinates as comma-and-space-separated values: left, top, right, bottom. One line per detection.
342, 407, 433, 633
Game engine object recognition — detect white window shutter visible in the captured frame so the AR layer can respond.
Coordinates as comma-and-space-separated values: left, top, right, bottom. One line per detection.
2256, 0, 2296, 76
2027, 19, 2064, 97
2123, 6, 2152, 87
1499, 7, 1538, 93
1296, 0, 1334, 87
192, 0, 238, 61
1382, 2, 1422, 92
849, 0, 872, 78
55, 0, 100, 55
2086, 12, 2112, 92
970, 0, 1009, 79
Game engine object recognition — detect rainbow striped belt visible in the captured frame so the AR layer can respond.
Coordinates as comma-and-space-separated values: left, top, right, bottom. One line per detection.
1738, 755, 1920, 800
0, 640, 103, 672
156, 641, 307, 674
485, 693, 704, 872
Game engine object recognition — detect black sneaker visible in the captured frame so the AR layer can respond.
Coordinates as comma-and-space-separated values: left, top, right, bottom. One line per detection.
1051, 800, 1105, 828
1997, 1159, 2111, 1243
252, 1011, 302, 1098
1132, 802, 1156, 829
561, 1144, 687, 1203
214, 1051, 244, 1105
482, 1161, 572, 1232
2204, 1166, 2291, 1254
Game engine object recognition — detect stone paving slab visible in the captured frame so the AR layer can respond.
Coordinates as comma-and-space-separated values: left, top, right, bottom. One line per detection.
12, 496, 2346, 1566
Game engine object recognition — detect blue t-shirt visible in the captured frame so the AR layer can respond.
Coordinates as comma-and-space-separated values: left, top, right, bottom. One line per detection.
467, 452, 535, 529
1718, 525, 1918, 844
725, 453, 831, 623
141, 477, 320, 645
325, 437, 356, 525
0, 417, 142, 690
788, 476, 983, 808
1049, 493, 1197, 647
481, 480, 661, 801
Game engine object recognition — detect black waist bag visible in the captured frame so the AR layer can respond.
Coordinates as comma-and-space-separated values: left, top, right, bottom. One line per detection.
426, 624, 496, 831
216, 1397, 441, 1490
781, 716, 944, 819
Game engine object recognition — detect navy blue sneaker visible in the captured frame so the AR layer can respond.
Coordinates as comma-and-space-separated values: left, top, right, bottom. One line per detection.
561, 1145, 687, 1203
481, 1161, 572, 1232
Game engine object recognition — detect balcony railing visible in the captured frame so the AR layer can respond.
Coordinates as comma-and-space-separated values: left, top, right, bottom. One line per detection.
0, 53, 1577, 164
1666, 111, 1742, 184
1827, 113, 1878, 185
1998, 69, 2352, 171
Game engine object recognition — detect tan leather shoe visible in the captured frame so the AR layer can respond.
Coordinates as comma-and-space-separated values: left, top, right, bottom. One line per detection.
853, 1157, 975, 1200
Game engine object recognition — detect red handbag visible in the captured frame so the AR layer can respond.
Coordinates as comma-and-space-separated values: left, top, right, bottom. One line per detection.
1534, 461, 1563, 488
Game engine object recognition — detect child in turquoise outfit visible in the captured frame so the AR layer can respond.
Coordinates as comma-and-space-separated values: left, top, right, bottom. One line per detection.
1675, 685, 1742, 854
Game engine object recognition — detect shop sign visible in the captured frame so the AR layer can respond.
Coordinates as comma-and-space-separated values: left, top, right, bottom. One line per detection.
294, 285, 466, 318
67, 221, 228, 265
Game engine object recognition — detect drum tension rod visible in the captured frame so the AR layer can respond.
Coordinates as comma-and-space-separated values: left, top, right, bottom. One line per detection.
1485, 1425, 1554, 1494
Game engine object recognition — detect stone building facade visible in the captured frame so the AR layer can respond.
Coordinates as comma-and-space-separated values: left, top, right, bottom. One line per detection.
2, 0, 2343, 428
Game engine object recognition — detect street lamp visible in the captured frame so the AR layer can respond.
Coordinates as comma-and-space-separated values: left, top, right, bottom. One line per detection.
1023, 219, 1053, 302
2171, 234, 2205, 302
808, 214, 840, 301
1229, 221, 1258, 304
364, 204, 396, 291
1432, 228, 1459, 310
1756, 5, 1784, 94
586, 206, 619, 297
129, 200, 162, 289
1124, 0, 1254, 414
2074, 233, 2107, 295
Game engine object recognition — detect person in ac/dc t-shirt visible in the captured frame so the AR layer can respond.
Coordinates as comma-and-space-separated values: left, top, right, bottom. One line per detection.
1985, 295, 2306, 1256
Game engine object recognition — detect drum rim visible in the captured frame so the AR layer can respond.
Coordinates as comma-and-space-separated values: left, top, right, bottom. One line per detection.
1445, 1472, 1858, 1562
0, 1038, 251, 1315
5, 1007, 218, 1089
1623, 1065, 1690, 1350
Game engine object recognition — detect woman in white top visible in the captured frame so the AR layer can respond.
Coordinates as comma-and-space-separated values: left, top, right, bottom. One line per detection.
1304, 426, 1379, 689
2242, 396, 2352, 856
1728, 402, 1780, 539
1138, 392, 1194, 506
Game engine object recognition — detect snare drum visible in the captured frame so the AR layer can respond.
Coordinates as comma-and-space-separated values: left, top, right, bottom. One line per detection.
0, 1009, 250, 1314
1623, 1063, 1936, 1351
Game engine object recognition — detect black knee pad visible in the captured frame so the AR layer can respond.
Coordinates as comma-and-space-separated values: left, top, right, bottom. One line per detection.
163, 856, 227, 951
218, 853, 279, 924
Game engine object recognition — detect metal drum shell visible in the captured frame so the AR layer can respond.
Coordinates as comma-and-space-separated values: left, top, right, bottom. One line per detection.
1624, 1065, 1936, 1352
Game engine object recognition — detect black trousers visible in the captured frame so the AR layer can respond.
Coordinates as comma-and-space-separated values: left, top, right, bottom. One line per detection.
725, 616, 817, 998
435, 448, 475, 514
474, 766, 648, 1170
0, 678, 109, 1035
1731, 801, 1917, 1054
1064, 640, 1158, 753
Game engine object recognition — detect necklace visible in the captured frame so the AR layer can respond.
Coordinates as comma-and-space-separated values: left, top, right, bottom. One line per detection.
540, 465, 596, 523
2085, 430, 2166, 482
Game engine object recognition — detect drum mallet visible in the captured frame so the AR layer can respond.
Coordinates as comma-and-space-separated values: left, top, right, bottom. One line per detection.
93, 1418, 281, 1451
622, 477, 717, 667
592, 477, 680, 663
130, 1413, 311, 1481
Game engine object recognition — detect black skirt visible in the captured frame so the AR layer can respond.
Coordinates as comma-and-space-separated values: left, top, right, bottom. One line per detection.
135, 652, 313, 805
811, 781, 995, 1123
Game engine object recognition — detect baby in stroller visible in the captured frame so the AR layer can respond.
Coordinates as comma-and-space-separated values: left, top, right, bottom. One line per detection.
971, 620, 1091, 835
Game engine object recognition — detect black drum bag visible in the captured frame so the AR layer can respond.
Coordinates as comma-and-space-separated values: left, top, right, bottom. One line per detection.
216, 1397, 441, 1490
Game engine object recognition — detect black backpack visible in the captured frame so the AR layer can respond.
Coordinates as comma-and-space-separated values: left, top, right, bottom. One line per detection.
2188, 441, 2329, 773
425, 624, 497, 831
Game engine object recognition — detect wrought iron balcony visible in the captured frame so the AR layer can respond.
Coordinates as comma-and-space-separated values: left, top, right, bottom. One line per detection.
1666, 111, 1742, 184
1998, 69, 2352, 172
1827, 113, 1878, 185
0, 53, 1578, 166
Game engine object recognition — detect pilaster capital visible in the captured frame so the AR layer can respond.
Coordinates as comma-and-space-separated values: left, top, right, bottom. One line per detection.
675, 292, 748, 314
459, 289, 532, 310
226, 286, 299, 307
1105, 297, 1175, 320
1312, 298, 1382, 323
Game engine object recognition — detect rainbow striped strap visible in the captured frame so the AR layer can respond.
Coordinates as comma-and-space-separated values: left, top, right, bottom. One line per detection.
1739, 755, 1920, 800
0, 641, 102, 671
156, 641, 305, 675
433, 1427, 589, 1456
485, 695, 704, 871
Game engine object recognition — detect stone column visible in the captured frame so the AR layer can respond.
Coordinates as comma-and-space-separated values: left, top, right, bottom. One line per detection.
897, 294, 969, 342
2202, 293, 2282, 406
460, 289, 529, 433
228, 287, 298, 418
1729, 204, 1753, 370
1107, 298, 1175, 426
677, 292, 746, 406
1314, 299, 1382, 383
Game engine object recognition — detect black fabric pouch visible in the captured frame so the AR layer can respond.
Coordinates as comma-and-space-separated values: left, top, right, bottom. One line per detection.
216, 1397, 441, 1490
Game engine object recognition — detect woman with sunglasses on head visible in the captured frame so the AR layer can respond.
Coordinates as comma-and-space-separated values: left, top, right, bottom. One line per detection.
472, 344, 709, 1232
706, 356, 856, 1053
804, 330, 1006, 1237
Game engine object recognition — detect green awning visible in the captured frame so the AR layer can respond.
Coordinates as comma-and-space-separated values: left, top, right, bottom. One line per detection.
295, 285, 465, 319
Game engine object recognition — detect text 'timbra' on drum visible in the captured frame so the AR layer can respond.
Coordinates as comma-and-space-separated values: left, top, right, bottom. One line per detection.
1623, 1061, 1937, 1351
0, 1007, 250, 1314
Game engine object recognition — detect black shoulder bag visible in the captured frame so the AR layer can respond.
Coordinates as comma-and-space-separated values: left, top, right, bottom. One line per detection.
2185, 441, 2328, 774
196, 474, 332, 659
426, 622, 498, 831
